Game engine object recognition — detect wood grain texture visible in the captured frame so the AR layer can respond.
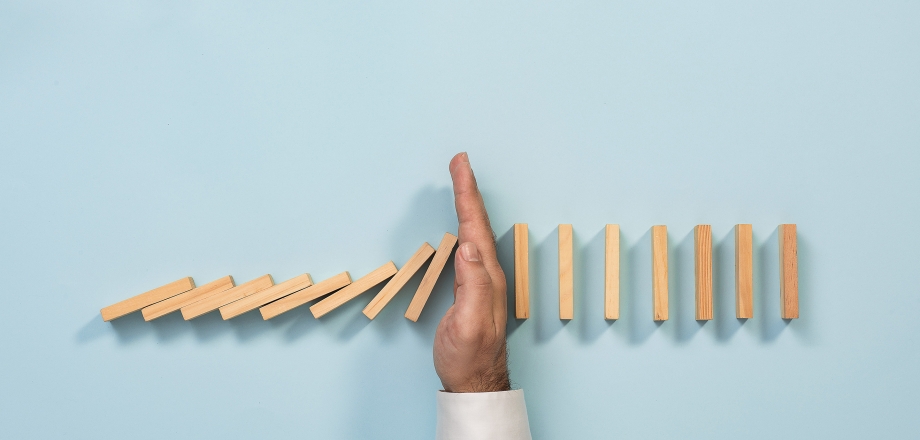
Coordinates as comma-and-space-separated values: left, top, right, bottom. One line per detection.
181, 275, 274, 320
100, 277, 195, 321
652, 225, 669, 321
514, 224, 530, 319
405, 233, 458, 322
219, 273, 313, 320
735, 224, 754, 318
142, 276, 234, 321
779, 224, 799, 319
694, 225, 713, 321
311, 262, 398, 318
260, 272, 352, 320
605, 224, 620, 320
363, 242, 436, 319
558, 224, 574, 320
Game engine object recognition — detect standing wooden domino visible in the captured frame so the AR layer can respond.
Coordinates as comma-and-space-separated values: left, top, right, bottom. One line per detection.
514, 224, 530, 319
363, 242, 436, 319
558, 224, 574, 320
779, 224, 799, 319
405, 232, 458, 322
605, 224, 620, 320
260, 272, 353, 320
311, 262, 398, 318
142, 276, 235, 321
735, 224, 754, 319
100, 277, 195, 321
694, 225, 713, 321
181, 275, 274, 320
651, 225, 668, 321
219, 273, 313, 320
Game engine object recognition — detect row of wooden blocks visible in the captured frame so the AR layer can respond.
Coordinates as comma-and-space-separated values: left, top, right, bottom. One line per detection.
513, 223, 799, 321
100, 233, 460, 322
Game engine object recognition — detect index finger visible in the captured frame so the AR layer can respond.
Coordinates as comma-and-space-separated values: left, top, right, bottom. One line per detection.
449, 152, 498, 263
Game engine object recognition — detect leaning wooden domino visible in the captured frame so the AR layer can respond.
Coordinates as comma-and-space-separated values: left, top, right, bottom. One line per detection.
181, 275, 274, 320
260, 272, 352, 320
219, 273, 313, 320
310, 262, 398, 318
558, 224, 574, 320
142, 276, 235, 321
605, 224, 620, 320
405, 233, 458, 322
651, 225, 668, 321
735, 224, 754, 319
100, 277, 195, 321
513, 224, 530, 320
364, 242, 436, 319
694, 225, 713, 321
779, 224, 799, 319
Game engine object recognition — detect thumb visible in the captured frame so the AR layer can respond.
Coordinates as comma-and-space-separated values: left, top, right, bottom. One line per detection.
452, 242, 495, 329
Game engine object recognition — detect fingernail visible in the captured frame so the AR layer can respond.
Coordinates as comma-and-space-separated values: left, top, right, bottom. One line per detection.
460, 242, 481, 262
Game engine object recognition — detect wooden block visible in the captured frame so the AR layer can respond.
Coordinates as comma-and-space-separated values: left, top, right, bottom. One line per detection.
735, 224, 754, 319
605, 224, 620, 320
779, 224, 799, 319
405, 233, 458, 322
142, 276, 234, 321
181, 275, 274, 320
260, 272, 353, 320
363, 243, 436, 319
558, 224, 574, 320
651, 225, 668, 321
100, 277, 195, 321
513, 224, 530, 319
219, 273, 313, 320
310, 262, 398, 318
694, 225, 713, 321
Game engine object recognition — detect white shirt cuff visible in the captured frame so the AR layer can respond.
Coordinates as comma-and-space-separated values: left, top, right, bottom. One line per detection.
436, 389, 532, 440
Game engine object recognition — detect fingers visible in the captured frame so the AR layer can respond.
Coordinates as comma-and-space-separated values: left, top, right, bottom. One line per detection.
452, 242, 495, 335
449, 153, 498, 263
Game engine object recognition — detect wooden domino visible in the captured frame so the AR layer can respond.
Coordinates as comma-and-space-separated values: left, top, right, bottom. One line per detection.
558, 224, 574, 320
779, 224, 799, 319
694, 225, 713, 321
142, 276, 234, 321
735, 224, 754, 319
651, 225, 668, 321
260, 272, 353, 320
405, 233, 458, 322
101, 277, 195, 321
363, 243, 436, 319
605, 224, 619, 320
219, 273, 313, 320
181, 275, 274, 320
311, 262, 398, 318
514, 224, 530, 320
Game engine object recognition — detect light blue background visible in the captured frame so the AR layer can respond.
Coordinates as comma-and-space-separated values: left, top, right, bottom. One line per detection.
2, 1, 918, 439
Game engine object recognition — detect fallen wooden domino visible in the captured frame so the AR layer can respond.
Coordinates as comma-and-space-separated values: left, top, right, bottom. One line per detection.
364, 242, 436, 319
405, 232, 458, 322
181, 275, 274, 320
695, 225, 713, 321
101, 277, 195, 321
260, 272, 352, 320
735, 224, 754, 319
142, 276, 235, 321
779, 224, 799, 319
558, 224, 574, 320
310, 262, 398, 318
219, 273, 313, 320
651, 225, 668, 321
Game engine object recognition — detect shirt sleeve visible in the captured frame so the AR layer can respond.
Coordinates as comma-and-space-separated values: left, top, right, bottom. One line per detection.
435, 389, 532, 440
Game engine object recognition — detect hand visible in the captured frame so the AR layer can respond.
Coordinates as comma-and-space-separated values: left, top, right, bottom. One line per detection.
434, 152, 510, 393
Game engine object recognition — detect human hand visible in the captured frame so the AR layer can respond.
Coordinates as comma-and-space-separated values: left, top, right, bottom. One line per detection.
433, 152, 510, 393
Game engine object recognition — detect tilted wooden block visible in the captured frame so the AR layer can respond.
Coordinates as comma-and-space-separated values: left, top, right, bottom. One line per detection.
311, 262, 398, 318
735, 224, 754, 319
260, 272, 353, 320
181, 275, 274, 320
513, 224, 530, 320
695, 225, 713, 321
364, 243, 436, 319
100, 277, 195, 321
558, 224, 574, 320
405, 233, 458, 322
779, 224, 799, 319
219, 273, 313, 320
605, 224, 620, 320
651, 225, 668, 321
142, 276, 234, 321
